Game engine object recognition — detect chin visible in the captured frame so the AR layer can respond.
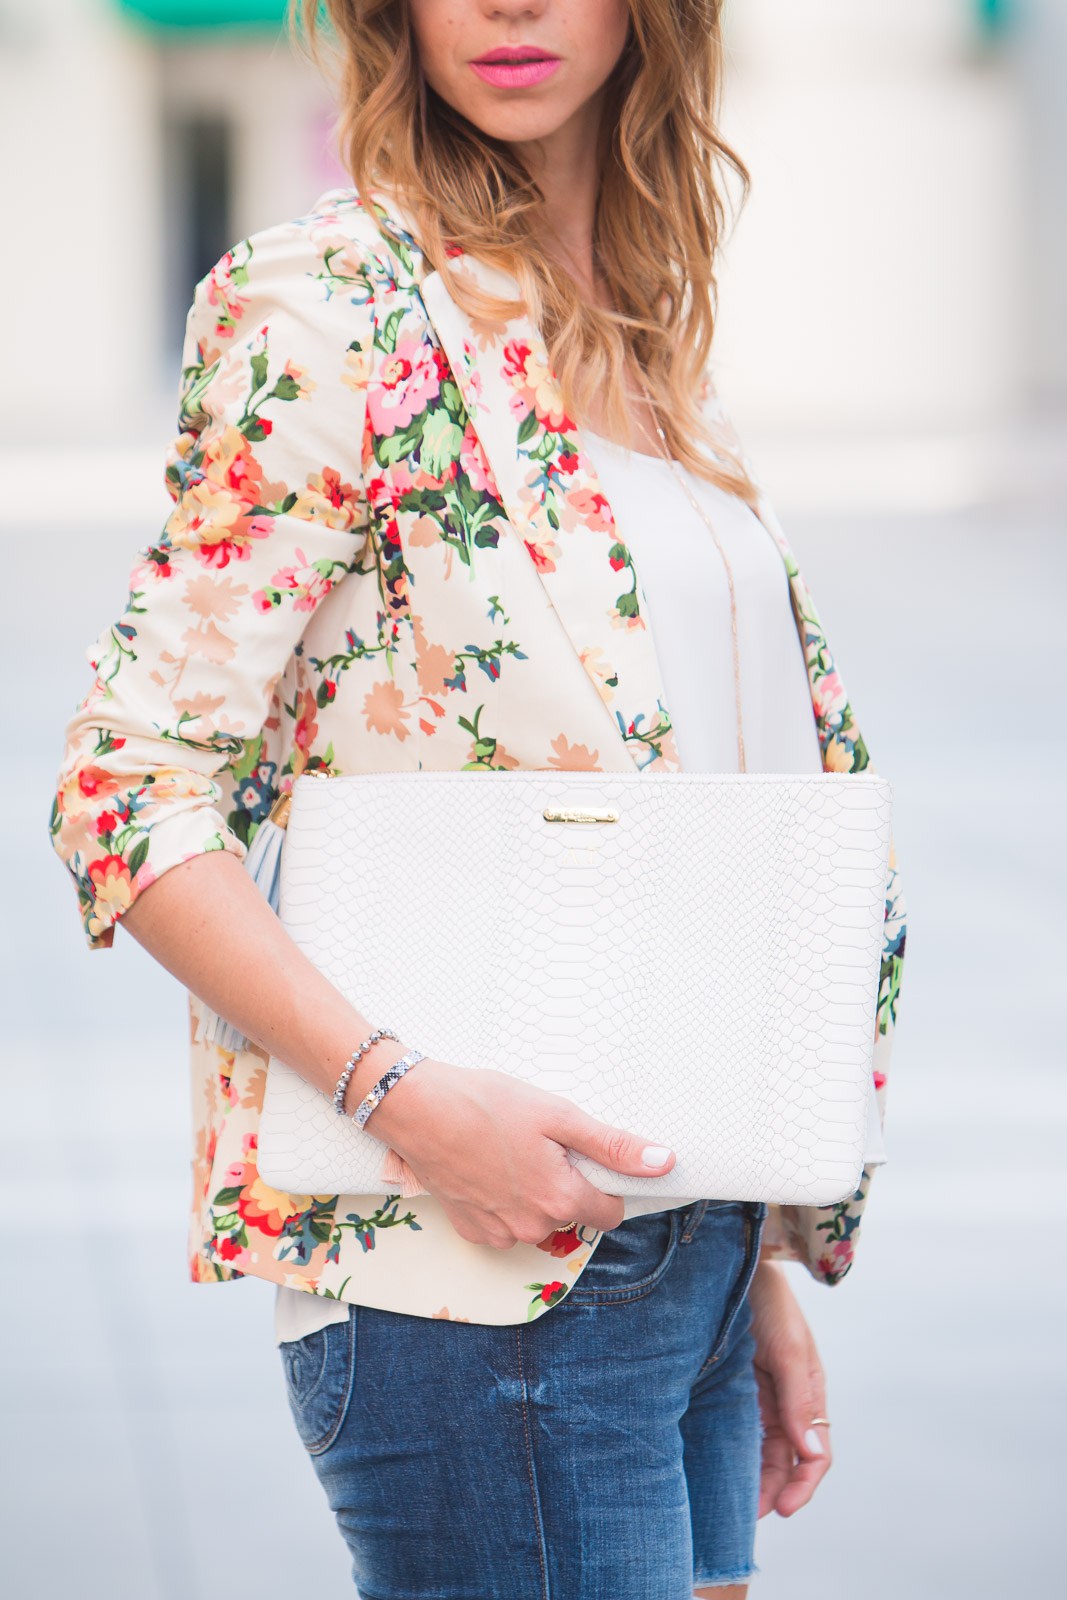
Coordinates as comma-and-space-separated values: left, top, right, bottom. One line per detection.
456, 96, 570, 147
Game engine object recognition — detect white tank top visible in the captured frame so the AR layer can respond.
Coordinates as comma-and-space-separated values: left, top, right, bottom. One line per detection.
274, 428, 822, 1344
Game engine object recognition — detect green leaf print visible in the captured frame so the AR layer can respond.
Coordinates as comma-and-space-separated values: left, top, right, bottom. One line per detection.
126, 836, 150, 878
420, 410, 465, 478
517, 409, 539, 446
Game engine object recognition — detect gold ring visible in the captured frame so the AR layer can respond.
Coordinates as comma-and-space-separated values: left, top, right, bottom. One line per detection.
809, 1416, 831, 1426
556, 1220, 578, 1233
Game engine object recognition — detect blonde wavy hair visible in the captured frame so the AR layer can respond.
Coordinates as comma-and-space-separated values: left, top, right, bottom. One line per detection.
290, 0, 757, 502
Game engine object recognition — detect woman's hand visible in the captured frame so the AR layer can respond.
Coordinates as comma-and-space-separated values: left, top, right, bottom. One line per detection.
368, 1058, 676, 1248
117, 851, 676, 1249
748, 1260, 832, 1517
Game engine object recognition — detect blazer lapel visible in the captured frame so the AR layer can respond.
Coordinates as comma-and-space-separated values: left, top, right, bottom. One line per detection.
368, 186, 864, 783
419, 257, 680, 773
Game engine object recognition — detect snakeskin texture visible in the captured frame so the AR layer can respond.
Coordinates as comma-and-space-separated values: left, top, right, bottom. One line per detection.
257, 771, 892, 1207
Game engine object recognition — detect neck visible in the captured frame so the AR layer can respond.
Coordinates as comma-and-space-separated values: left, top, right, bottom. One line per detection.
511, 98, 607, 298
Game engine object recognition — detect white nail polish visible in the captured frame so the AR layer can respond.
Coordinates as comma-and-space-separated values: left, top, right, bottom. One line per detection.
803, 1428, 824, 1456
642, 1145, 671, 1167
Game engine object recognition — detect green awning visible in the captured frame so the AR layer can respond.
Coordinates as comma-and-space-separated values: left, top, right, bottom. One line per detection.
976, 0, 1012, 33
117, 1, 288, 30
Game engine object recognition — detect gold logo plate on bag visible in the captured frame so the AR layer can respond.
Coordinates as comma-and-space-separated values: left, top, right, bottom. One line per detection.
542, 807, 619, 824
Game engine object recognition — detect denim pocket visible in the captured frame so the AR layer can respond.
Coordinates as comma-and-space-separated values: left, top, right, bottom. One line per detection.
698, 1202, 769, 1375
279, 1310, 357, 1456
566, 1207, 682, 1306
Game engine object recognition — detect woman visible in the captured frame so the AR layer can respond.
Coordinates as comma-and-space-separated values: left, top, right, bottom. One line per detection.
49, 2, 907, 1596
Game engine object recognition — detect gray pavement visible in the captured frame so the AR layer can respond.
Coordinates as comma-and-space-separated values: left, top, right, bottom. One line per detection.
2, 461, 1063, 1598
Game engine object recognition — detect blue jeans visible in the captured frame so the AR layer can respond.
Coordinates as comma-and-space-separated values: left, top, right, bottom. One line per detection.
279, 1199, 770, 1599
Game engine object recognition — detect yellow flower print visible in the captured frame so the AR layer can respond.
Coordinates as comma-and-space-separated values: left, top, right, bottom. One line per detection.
289, 467, 364, 530
515, 484, 563, 572
518, 343, 569, 430
168, 424, 272, 568
239, 1175, 309, 1236
280, 1272, 321, 1292
170, 481, 243, 546
342, 343, 373, 392
86, 854, 134, 939
58, 764, 121, 822
281, 360, 316, 400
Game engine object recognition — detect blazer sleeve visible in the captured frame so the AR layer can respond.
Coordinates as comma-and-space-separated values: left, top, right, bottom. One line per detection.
48, 217, 378, 949
699, 366, 909, 1283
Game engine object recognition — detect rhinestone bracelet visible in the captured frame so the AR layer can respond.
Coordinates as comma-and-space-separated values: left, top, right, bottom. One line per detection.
350, 1048, 428, 1130
332, 1027, 401, 1116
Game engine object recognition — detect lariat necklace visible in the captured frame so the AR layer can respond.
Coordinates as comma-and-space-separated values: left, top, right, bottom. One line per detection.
630, 370, 748, 772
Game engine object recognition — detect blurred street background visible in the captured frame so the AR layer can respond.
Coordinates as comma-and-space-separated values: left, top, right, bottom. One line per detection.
2, 2, 1064, 1597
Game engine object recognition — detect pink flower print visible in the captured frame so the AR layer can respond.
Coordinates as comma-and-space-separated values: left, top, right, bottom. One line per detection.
502, 339, 533, 386
202, 246, 250, 338
293, 689, 318, 755
502, 338, 573, 432
830, 1239, 855, 1272
367, 335, 442, 435
460, 422, 498, 495
388, 461, 418, 496
812, 668, 847, 727
365, 471, 397, 517
253, 550, 333, 614
460, 339, 483, 402
567, 485, 616, 536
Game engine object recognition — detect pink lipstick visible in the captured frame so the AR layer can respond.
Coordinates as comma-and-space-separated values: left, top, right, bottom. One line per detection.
470, 44, 561, 89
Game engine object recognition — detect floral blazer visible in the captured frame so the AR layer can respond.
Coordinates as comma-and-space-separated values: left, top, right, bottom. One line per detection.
49, 184, 907, 1325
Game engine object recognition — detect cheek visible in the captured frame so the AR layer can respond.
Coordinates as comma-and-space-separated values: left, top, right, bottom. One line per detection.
568, 0, 631, 49
560, 0, 632, 91
408, 1, 462, 101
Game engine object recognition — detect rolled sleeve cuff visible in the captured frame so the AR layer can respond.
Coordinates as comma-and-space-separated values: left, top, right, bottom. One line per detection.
70, 803, 247, 951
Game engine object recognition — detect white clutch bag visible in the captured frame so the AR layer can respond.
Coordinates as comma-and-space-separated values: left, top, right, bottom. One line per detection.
249, 769, 892, 1208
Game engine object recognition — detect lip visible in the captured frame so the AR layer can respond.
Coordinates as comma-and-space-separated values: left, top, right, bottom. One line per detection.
470, 45, 561, 89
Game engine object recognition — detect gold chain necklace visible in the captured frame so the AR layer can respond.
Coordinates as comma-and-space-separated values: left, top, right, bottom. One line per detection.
631, 371, 747, 772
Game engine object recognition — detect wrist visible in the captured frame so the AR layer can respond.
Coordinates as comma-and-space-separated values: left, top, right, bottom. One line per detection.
349, 1045, 427, 1129
358, 1051, 447, 1147
327, 1024, 408, 1111
750, 1255, 786, 1298
332, 1026, 403, 1116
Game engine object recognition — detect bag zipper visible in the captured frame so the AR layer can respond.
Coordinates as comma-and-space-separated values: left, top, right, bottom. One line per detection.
268, 763, 335, 829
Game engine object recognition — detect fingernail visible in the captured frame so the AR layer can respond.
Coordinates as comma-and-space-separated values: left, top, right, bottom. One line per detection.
641, 1145, 672, 1167
803, 1428, 824, 1456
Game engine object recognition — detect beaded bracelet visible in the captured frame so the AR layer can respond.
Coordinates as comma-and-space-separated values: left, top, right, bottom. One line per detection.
350, 1048, 428, 1130
332, 1027, 400, 1116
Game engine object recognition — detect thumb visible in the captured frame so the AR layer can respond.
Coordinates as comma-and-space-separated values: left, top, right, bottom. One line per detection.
550, 1106, 676, 1179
